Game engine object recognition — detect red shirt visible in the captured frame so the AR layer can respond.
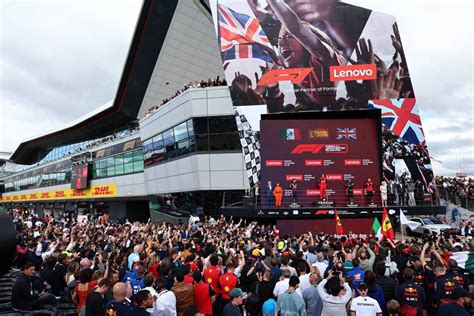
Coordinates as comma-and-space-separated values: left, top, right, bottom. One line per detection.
203, 266, 221, 297
193, 283, 214, 315
219, 272, 238, 300
184, 274, 194, 284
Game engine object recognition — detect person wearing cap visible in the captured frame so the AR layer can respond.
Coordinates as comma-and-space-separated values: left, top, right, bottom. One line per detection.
436, 287, 474, 316
350, 282, 382, 316
395, 268, 425, 316
261, 299, 276, 316
276, 276, 306, 316
222, 288, 245, 316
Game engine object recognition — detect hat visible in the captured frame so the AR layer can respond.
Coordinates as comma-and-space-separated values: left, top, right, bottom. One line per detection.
343, 262, 353, 270
252, 249, 260, 257
262, 299, 276, 314
282, 251, 289, 257
230, 288, 246, 298
452, 287, 474, 299
277, 241, 285, 250
358, 283, 368, 291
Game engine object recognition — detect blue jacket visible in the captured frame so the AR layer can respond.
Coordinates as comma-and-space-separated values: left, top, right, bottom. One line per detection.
346, 267, 365, 289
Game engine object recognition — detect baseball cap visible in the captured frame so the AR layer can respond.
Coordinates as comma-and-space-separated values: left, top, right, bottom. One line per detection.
262, 299, 276, 314
343, 262, 353, 270
230, 288, 247, 298
452, 287, 474, 299
252, 249, 260, 257
277, 241, 285, 250
358, 283, 368, 291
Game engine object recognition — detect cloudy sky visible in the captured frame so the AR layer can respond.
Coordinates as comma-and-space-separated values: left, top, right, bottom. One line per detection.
1, 0, 472, 176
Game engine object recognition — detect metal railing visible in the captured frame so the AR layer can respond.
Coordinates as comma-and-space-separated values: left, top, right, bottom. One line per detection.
437, 187, 473, 211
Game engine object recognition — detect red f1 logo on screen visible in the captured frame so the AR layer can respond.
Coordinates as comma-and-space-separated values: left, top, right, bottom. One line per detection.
257, 68, 313, 86
291, 144, 348, 154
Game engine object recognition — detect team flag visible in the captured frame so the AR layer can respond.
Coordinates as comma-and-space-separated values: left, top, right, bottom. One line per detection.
372, 218, 383, 240
335, 209, 344, 235
280, 128, 301, 140
308, 128, 329, 139
381, 208, 395, 240
400, 210, 421, 230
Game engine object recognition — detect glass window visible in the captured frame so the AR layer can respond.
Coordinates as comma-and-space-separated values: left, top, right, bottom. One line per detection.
193, 117, 208, 134
124, 162, 134, 174
177, 139, 190, 156
174, 122, 188, 142
165, 143, 176, 159
209, 116, 237, 133
143, 139, 154, 153
133, 160, 144, 172
133, 150, 143, 161
106, 157, 115, 167
187, 119, 194, 137
115, 164, 124, 175
163, 129, 174, 146
195, 134, 209, 151
97, 168, 107, 178
115, 154, 124, 165
209, 133, 241, 151
123, 152, 133, 164
107, 166, 115, 177
152, 134, 163, 149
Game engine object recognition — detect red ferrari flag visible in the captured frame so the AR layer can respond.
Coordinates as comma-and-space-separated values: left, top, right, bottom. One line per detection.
334, 209, 344, 235
381, 208, 395, 240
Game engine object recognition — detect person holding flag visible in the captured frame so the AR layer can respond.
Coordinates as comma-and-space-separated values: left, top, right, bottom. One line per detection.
334, 209, 344, 235
382, 208, 395, 241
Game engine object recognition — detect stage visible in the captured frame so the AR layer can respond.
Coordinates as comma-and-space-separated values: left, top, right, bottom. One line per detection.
220, 205, 446, 234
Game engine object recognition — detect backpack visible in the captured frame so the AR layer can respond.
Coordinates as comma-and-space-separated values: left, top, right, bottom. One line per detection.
244, 282, 261, 315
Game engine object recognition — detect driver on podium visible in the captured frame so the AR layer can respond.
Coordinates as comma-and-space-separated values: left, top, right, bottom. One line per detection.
273, 182, 283, 207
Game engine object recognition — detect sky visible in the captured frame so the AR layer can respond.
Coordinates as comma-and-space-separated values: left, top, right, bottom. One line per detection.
0, 0, 472, 176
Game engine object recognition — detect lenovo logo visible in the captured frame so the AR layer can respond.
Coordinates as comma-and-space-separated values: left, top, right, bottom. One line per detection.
306, 189, 320, 196
265, 160, 283, 167
326, 174, 343, 181
286, 174, 303, 181
305, 160, 323, 166
344, 159, 362, 166
330, 64, 377, 82
257, 68, 313, 86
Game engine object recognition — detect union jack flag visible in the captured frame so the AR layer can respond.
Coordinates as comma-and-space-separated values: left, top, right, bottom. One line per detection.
336, 128, 357, 140
369, 98, 425, 145
217, 4, 273, 61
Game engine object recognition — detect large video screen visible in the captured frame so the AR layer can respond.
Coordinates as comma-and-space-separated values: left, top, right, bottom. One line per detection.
260, 115, 381, 207
71, 164, 89, 190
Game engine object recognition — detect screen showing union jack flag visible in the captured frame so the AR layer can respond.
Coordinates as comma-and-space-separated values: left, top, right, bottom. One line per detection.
336, 128, 357, 140
368, 98, 425, 145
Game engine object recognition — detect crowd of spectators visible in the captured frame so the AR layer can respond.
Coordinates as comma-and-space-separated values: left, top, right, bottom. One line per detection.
6, 208, 474, 316
144, 78, 227, 118
436, 176, 474, 210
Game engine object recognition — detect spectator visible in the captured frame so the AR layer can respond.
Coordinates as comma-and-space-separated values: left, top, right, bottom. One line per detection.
73, 268, 98, 314
11, 263, 58, 310
350, 282, 382, 316
317, 271, 352, 316
171, 269, 194, 316
125, 290, 154, 316
374, 262, 396, 302
219, 261, 239, 307
85, 278, 112, 316
276, 276, 306, 316
302, 272, 323, 316
395, 268, 425, 316
436, 287, 473, 316
193, 270, 215, 316
104, 282, 132, 316
222, 288, 246, 316
362, 271, 385, 313
312, 253, 328, 277
155, 277, 177, 316
346, 258, 365, 290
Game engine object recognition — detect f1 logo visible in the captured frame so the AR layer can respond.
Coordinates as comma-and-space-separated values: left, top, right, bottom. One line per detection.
291, 144, 325, 154
257, 68, 313, 86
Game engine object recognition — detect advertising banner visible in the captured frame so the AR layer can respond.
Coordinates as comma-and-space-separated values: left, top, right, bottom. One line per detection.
0, 184, 118, 202
260, 117, 380, 207
209, 0, 434, 197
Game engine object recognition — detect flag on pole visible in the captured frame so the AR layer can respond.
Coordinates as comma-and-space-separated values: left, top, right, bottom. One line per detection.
399, 210, 421, 231
335, 209, 344, 235
382, 208, 395, 240
372, 218, 382, 240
